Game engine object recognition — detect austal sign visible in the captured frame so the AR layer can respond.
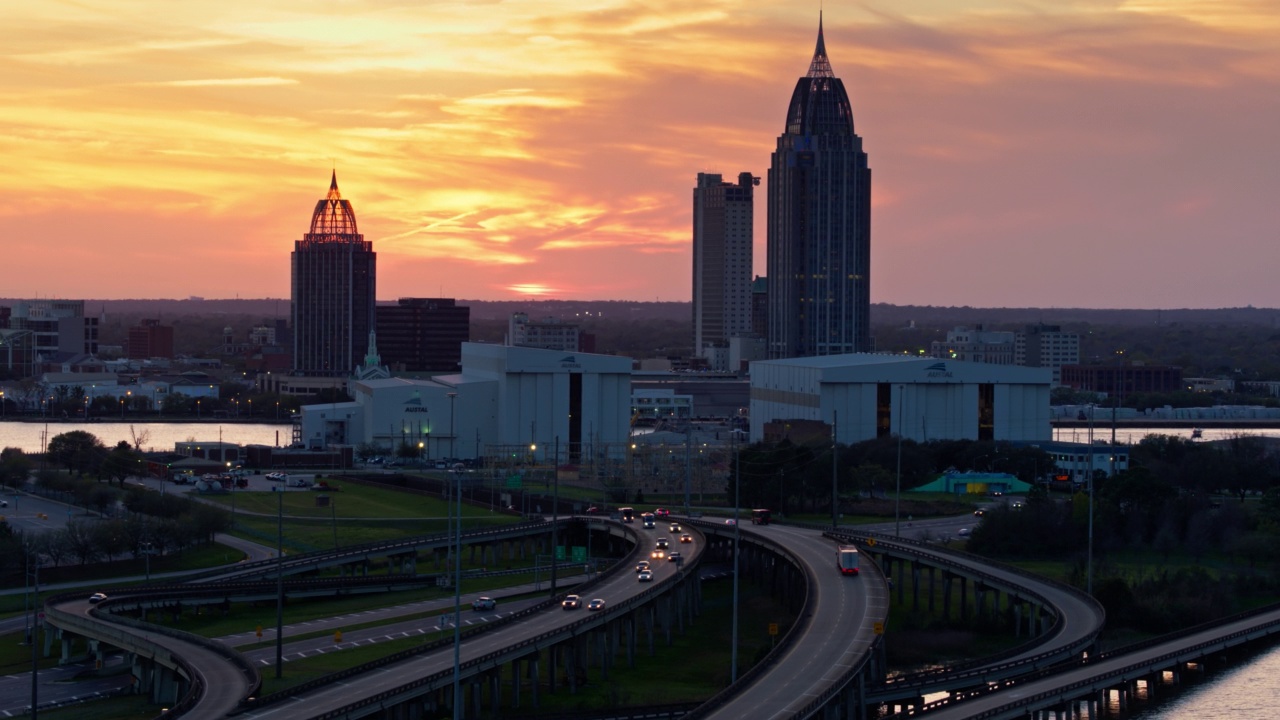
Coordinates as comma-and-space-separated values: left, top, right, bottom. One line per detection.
923, 362, 955, 379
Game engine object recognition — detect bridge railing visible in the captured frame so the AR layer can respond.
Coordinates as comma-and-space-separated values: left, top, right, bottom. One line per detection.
671, 519, 821, 720
233, 520, 649, 714
292, 525, 704, 720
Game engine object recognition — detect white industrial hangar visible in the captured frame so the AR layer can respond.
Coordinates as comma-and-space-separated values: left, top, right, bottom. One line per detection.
749, 354, 1052, 444
298, 342, 633, 461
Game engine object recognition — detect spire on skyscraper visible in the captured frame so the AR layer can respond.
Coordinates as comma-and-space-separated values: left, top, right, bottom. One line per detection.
309, 171, 359, 236
807, 12, 834, 78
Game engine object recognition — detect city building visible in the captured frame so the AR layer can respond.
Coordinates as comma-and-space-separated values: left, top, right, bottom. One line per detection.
507, 313, 584, 353
127, 319, 175, 360
766, 17, 872, 359
929, 326, 1016, 365
0, 299, 99, 371
0, 329, 35, 379
750, 275, 768, 338
1060, 363, 1183, 396
291, 172, 376, 376
693, 172, 757, 367
749, 354, 1051, 444
375, 298, 470, 372
297, 343, 632, 463
1014, 324, 1080, 386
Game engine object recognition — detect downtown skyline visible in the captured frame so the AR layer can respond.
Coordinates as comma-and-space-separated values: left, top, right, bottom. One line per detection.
4, 1, 1278, 309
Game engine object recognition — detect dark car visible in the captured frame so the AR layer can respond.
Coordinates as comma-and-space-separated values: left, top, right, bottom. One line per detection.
635, 560, 651, 573
973, 508, 986, 516
587, 598, 606, 611
654, 508, 670, 518
655, 537, 670, 550
667, 551, 682, 563
561, 594, 582, 610
680, 533, 693, 543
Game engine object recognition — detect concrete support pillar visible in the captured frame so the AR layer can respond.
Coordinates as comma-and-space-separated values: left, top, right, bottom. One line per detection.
942, 573, 953, 620
927, 566, 936, 613
511, 658, 522, 708
911, 561, 921, 611
529, 654, 540, 709
959, 577, 969, 620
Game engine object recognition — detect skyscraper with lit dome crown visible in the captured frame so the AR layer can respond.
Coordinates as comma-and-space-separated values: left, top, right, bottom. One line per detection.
291, 172, 376, 376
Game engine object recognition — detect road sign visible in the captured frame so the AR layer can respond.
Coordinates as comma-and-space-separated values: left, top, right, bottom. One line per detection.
571, 546, 587, 563
334, 630, 343, 643
505, 475, 523, 489
554, 546, 566, 561
873, 622, 884, 635
768, 622, 779, 636
255, 625, 262, 638
866, 538, 876, 547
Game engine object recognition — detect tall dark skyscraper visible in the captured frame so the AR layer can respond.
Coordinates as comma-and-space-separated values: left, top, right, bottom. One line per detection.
291, 172, 376, 376
767, 16, 871, 359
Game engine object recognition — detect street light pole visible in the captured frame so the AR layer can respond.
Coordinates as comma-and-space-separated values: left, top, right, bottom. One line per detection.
31, 555, 40, 720
447, 392, 458, 463
731, 433, 741, 682
275, 489, 284, 678
895, 385, 904, 537
451, 430, 463, 720
550, 435, 560, 597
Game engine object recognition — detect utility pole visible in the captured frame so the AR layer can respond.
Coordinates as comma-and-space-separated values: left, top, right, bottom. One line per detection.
275, 490, 284, 678
831, 410, 838, 528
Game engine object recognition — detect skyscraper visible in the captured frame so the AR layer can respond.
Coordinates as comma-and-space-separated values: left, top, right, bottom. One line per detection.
766, 16, 871, 359
693, 172, 757, 360
291, 172, 376, 376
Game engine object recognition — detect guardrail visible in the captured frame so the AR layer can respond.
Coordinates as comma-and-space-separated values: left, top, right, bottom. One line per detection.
827, 528, 1106, 696
297, 524, 706, 720
43, 590, 257, 720
674, 519, 818, 720
184, 519, 557, 583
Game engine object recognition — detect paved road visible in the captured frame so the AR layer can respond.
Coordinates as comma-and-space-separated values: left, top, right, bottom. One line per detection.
698, 519, 888, 720
0, 657, 131, 716
238, 525, 699, 719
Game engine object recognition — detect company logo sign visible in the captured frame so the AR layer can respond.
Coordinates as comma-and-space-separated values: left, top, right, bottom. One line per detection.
404, 390, 429, 413
559, 355, 582, 370
924, 362, 954, 378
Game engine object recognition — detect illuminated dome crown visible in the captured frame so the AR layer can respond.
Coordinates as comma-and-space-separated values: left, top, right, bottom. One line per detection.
308, 171, 359, 236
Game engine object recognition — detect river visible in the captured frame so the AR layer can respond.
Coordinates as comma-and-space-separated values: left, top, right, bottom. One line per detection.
1126, 641, 1280, 719
3, 422, 1280, 456
0, 421, 287, 454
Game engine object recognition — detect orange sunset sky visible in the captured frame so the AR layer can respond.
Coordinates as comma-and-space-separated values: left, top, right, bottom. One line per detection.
3, 1, 1278, 308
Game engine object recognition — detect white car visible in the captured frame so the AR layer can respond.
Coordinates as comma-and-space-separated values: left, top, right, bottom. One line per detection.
725, 518, 737, 526
637, 570, 653, 582
471, 596, 496, 611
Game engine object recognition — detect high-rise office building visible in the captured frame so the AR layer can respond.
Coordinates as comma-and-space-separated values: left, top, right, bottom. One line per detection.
291, 172, 376, 376
376, 298, 470, 372
693, 172, 757, 359
766, 16, 871, 359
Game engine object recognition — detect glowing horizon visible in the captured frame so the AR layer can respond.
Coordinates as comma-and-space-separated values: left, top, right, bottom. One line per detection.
2, 1, 1277, 308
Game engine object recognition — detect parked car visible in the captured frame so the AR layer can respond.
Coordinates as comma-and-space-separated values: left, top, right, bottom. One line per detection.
472, 596, 496, 611
561, 594, 582, 610
265, 472, 287, 482
587, 598, 606, 611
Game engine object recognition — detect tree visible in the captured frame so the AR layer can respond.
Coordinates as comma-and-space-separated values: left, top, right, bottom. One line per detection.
0, 447, 33, 489
101, 440, 144, 487
46, 430, 107, 477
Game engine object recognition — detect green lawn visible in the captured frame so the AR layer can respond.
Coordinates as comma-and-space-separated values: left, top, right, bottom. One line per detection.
202, 481, 454, 519
34, 696, 159, 720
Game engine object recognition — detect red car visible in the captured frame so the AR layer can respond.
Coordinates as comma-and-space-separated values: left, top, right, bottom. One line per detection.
654, 508, 670, 518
